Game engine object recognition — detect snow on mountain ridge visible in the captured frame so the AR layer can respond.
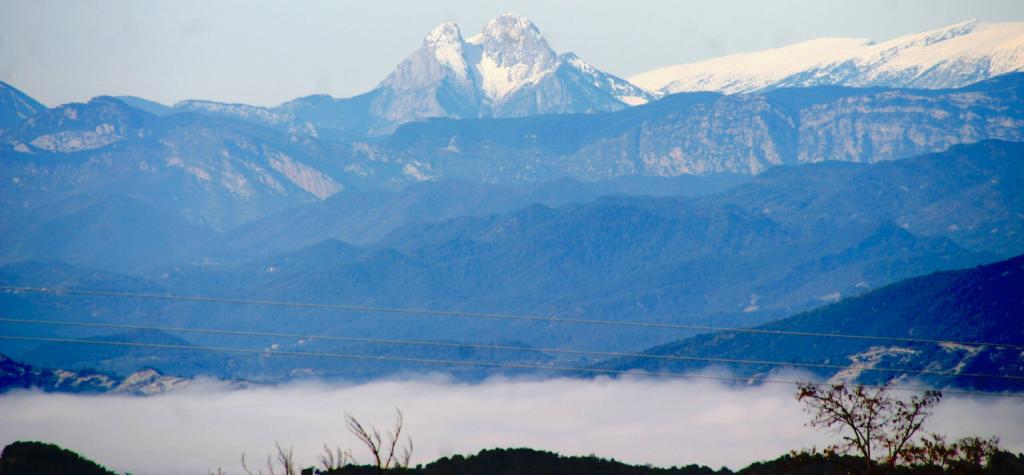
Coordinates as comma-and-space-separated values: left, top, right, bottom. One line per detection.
631, 20, 1024, 95
561, 52, 653, 106
630, 37, 873, 94
424, 21, 471, 81
383, 13, 649, 112
148, 14, 651, 136
469, 13, 560, 101
906, 19, 979, 48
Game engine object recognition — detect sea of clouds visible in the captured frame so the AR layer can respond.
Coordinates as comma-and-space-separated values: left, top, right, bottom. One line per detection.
1, 374, 1022, 475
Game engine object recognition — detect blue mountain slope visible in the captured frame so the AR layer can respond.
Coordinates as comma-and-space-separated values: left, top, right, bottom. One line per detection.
158, 142, 1019, 355
707, 140, 1024, 257
378, 73, 1024, 180
2, 75, 1021, 264
0, 81, 45, 131
52, 73, 1023, 185
115, 96, 173, 116
4, 140, 1015, 382
598, 254, 1024, 391
0, 96, 414, 271
218, 174, 750, 260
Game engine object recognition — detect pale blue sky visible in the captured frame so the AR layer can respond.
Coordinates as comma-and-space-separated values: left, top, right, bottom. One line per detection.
2, 0, 1023, 107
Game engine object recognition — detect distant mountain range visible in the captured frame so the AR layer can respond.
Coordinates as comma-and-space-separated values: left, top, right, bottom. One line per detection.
599, 254, 1024, 391
0, 95, 398, 229
3, 255, 1022, 390
171, 14, 652, 137
1, 16, 1023, 389
216, 174, 748, 262
2, 140, 1020, 381
377, 74, 1024, 179
105, 19, 1024, 139
0, 87, 752, 270
2, 75, 1022, 268
631, 20, 1024, 95
11, 17, 1023, 140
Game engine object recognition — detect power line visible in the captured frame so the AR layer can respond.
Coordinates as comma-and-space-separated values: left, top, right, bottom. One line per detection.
3, 317, 1022, 382
1, 334, 1021, 399
4, 285, 1023, 350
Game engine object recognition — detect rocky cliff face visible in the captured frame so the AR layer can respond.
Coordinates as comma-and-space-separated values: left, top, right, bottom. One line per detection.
795, 89, 1024, 164
376, 75, 1024, 181
370, 22, 481, 128
562, 94, 795, 177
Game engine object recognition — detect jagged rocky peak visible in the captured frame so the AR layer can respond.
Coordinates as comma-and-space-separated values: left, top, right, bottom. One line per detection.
425, 21, 464, 46
366, 13, 650, 131
422, 21, 470, 77
469, 13, 560, 101
374, 20, 477, 123
473, 15, 557, 66
381, 21, 470, 90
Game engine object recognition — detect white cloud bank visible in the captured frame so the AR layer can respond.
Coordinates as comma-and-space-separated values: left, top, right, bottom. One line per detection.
1, 376, 1021, 475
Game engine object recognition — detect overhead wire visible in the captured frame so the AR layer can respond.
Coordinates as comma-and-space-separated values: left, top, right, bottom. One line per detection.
1, 334, 1021, 399
4, 285, 1023, 350
2, 317, 1022, 382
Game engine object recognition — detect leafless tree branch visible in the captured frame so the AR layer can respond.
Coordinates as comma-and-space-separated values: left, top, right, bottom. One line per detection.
346, 408, 414, 474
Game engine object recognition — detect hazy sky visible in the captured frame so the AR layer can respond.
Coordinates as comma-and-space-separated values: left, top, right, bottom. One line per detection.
2, 377, 1022, 475
2, 0, 1023, 106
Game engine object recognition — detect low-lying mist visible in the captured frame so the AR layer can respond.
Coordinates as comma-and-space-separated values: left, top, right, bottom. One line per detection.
1, 375, 1021, 475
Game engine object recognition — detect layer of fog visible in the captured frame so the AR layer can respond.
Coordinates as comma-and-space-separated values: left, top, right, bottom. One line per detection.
1, 375, 1022, 475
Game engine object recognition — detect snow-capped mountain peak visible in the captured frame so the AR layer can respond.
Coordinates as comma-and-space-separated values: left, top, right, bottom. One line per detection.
367, 13, 649, 128
468, 13, 559, 101
910, 19, 979, 47
474, 13, 542, 43
472, 13, 555, 62
630, 19, 1024, 95
425, 21, 463, 44
423, 21, 470, 79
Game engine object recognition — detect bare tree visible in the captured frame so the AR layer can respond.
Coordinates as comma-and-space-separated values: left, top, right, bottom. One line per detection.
317, 444, 355, 472
796, 382, 941, 473
240, 410, 414, 475
241, 442, 298, 475
242, 452, 255, 475
345, 408, 414, 474
271, 442, 298, 475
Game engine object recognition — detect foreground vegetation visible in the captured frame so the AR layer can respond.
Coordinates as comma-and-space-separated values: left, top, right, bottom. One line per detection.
3, 442, 1023, 475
